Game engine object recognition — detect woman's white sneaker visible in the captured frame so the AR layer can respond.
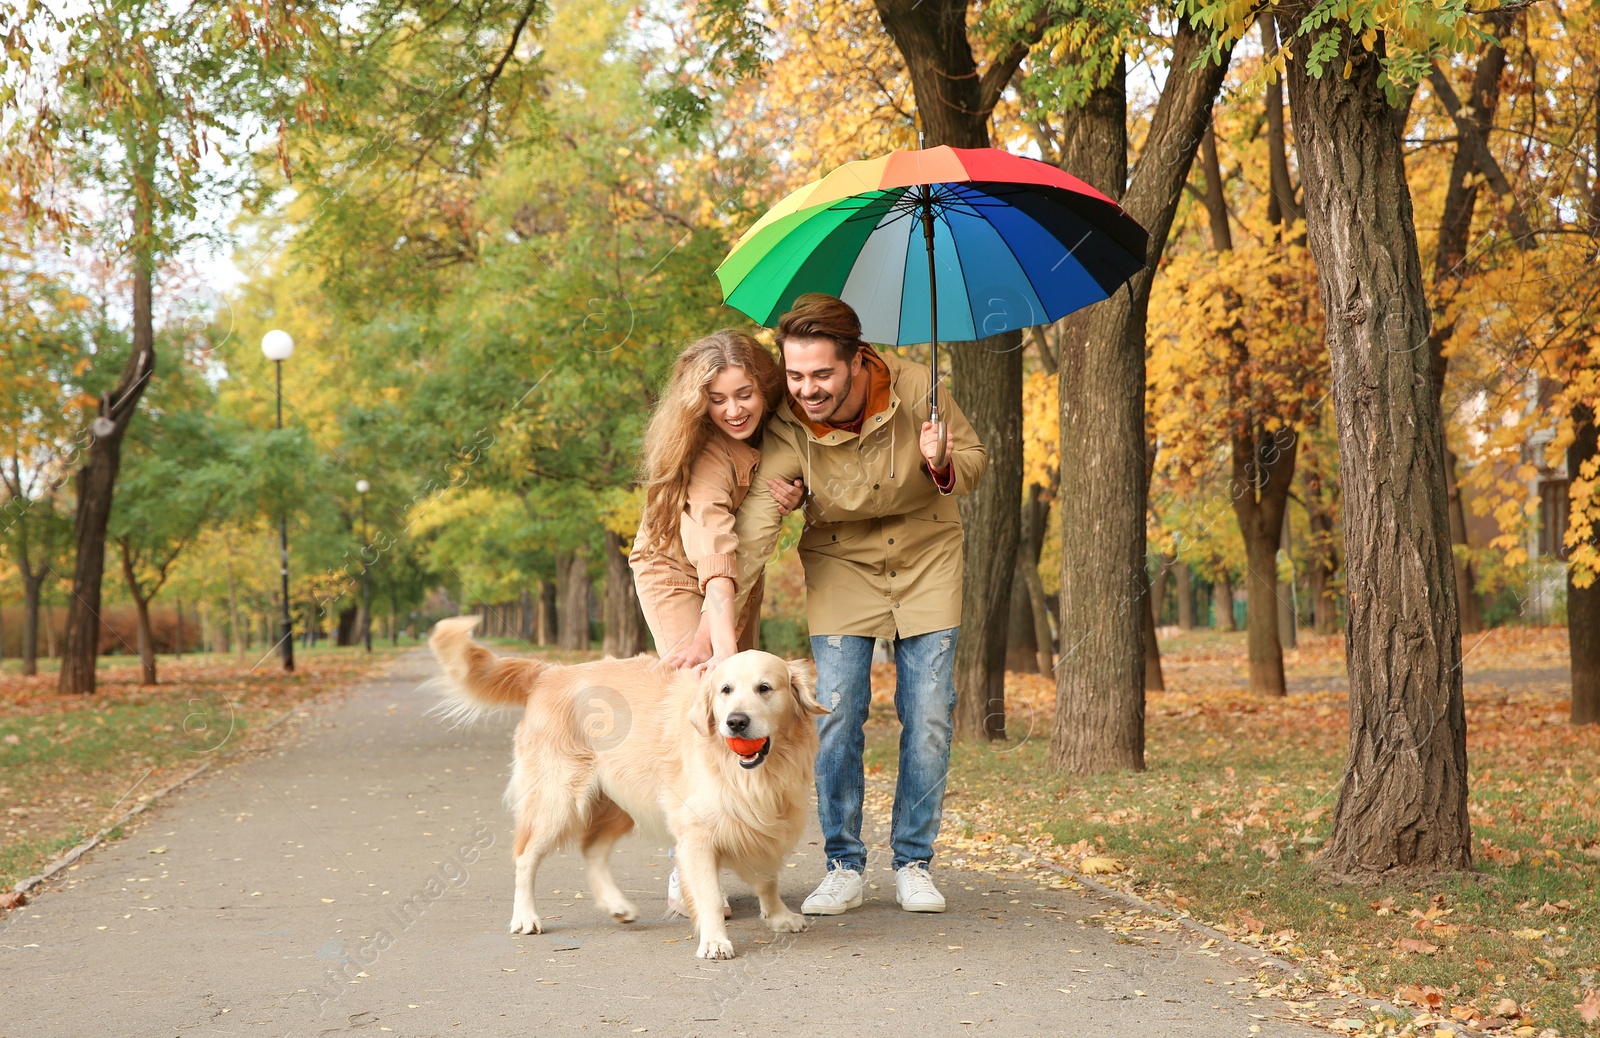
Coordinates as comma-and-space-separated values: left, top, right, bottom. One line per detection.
666, 867, 731, 919
894, 863, 946, 913
801, 865, 863, 915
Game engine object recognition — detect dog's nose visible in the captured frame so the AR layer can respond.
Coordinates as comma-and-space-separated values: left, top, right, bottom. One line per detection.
725, 713, 750, 734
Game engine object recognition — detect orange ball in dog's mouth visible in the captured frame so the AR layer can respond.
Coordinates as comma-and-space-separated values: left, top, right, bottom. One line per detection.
725, 736, 771, 770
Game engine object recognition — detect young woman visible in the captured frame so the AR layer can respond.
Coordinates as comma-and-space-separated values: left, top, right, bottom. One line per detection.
631, 328, 801, 670
630, 328, 803, 920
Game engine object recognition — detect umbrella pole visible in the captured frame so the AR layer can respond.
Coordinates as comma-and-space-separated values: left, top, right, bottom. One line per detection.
920, 191, 948, 469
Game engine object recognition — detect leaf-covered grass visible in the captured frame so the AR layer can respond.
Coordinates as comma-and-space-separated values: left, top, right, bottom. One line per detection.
863, 627, 1598, 1037
0, 648, 404, 890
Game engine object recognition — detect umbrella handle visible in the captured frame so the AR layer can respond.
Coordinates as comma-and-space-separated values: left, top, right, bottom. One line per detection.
930, 404, 949, 471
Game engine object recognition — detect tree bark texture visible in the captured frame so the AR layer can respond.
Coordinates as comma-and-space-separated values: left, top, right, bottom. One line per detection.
21, 572, 43, 676
556, 552, 591, 652
1142, 576, 1165, 692
1427, 36, 1509, 636
119, 540, 157, 686
1049, 23, 1234, 774
1260, 13, 1304, 231
952, 331, 1023, 741
1176, 563, 1196, 629
1232, 427, 1297, 696
1278, 521, 1298, 650
872, 0, 1031, 743
1284, 22, 1471, 875
602, 529, 650, 658
1569, 405, 1599, 725
1006, 559, 1039, 674
1213, 576, 1236, 631
537, 579, 558, 645
59, 247, 156, 694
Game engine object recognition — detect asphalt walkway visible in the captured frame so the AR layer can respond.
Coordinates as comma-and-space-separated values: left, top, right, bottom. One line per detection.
3, 650, 1330, 1037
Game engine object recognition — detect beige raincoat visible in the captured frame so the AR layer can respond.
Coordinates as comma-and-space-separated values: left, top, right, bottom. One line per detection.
731, 346, 986, 639
629, 433, 764, 656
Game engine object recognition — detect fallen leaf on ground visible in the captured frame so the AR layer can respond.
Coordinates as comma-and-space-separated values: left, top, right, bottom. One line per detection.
1395, 937, 1439, 955
1078, 857, 1122, 875
1576, 989, 1600, 1025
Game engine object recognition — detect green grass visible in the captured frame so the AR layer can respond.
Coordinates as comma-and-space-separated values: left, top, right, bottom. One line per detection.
0, 650, 400, 889
862, 630, 1597, 1035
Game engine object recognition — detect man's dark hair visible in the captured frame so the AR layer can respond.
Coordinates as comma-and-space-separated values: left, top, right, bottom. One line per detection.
776, 294, 865, 364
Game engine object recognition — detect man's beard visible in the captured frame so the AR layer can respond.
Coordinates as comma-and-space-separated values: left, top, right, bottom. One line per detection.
799, 368, 854, 425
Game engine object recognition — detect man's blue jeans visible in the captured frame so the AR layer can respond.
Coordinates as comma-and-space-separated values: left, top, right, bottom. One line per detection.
809, 628, 958, 872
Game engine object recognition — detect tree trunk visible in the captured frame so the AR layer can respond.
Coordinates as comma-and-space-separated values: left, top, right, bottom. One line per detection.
174, 597, 184, 656
1570, 404, 1600, 725
1232, 427, 1296, 696
336, 606, 359, 647
520, 588, 535, 643
1445, 450, 1483, 634
1150, 554, 1172, 628
870, 0, 1027, 743
1021, 485, 1055, 675
1050, 22, 1234, 775
1176, 563, 1196, 630
1278, 519, 1298, 650
602, 529, 649, 658
1259, 12, 1304, 232
1142, 578, 1165, 692
952, 331, 1023, 741
1428, 37, 1508, 637
226, 555, 244, 658
119, 540, 157, 685
21, 571, 43, 676
1283, 21, 1471, 875
59, 195, 157, 694
1007, 485, 1051, 673
1006, 558, 1039, 674
1213, 575, 1236, 631
556, 552, 591, 652
537, 579, 558, 645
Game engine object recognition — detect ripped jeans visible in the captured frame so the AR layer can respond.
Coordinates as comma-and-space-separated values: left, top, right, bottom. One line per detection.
809, 628, 958, 872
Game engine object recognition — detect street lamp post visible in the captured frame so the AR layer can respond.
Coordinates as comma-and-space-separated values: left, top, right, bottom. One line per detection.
356, 478, 372, 653
262, 329, 296, 672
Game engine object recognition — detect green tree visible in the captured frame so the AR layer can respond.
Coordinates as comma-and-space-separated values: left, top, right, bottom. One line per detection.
110, 375, 248, 684
1, 0, 319, 692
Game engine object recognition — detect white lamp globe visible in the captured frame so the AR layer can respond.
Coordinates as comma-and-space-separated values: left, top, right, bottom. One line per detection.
356, 479, 370, 494
261, 329, 295, 361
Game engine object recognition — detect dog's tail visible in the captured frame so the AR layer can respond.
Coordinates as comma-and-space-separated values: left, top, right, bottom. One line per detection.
427, 616, 546, 725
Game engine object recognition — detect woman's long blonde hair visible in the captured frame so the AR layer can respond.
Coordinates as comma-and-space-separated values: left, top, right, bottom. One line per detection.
638, 329, 785, 554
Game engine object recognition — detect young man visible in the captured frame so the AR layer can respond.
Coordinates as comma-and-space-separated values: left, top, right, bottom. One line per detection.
720, 293, 986, 914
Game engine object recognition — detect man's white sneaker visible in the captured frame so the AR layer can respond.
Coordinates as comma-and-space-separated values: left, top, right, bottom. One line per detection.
894, 863, 946, 913
665, 867, 731, 919
801, 866, 863, 915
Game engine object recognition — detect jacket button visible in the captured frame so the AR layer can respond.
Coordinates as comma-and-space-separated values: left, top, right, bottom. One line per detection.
890, 571, 896, 578
887, 538, 894, 545
873, 483, 880, 490
831, 534, 837, 541
892, 602, 900, 608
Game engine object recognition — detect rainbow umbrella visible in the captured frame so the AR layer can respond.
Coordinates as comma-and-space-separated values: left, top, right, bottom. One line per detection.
715, 146, 1149, 458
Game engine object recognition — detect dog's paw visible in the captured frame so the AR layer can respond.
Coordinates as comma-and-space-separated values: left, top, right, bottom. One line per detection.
695, 936, 735, 960
603, 898, 639, 924
763, 908, 808, 933
508, 910, 543, 935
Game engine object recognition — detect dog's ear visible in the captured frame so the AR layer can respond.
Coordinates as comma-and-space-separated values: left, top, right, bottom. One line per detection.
787, 660, 828, 715
690, 670, 718, 736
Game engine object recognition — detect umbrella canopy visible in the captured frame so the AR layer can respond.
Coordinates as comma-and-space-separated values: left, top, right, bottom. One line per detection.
715, 146, 1149, 346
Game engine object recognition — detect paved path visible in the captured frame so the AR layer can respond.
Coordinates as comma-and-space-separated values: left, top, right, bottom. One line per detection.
4, 651, 1329, 1037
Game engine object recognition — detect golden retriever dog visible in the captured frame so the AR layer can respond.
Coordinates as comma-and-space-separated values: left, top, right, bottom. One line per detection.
427, 616, 827, 959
